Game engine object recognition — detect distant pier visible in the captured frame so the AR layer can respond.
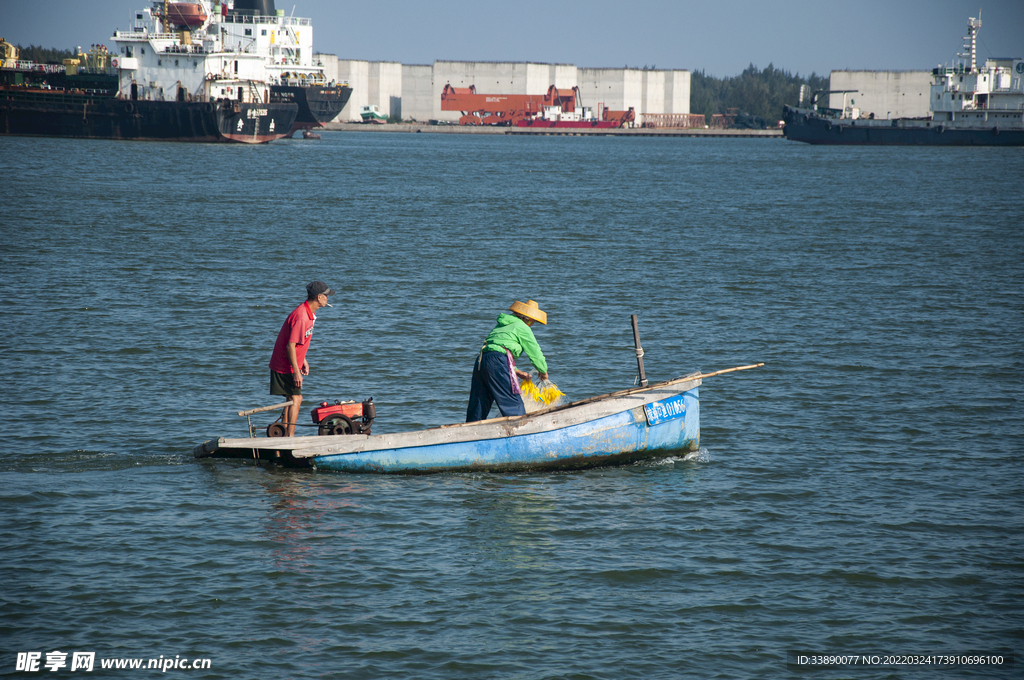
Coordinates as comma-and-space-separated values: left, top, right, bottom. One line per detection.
321, 123, 783, 138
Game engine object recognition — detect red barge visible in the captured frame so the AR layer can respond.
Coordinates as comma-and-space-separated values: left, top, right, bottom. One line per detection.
441, 83, 635, 128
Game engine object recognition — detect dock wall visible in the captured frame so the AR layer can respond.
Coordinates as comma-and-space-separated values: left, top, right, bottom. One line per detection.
401, 64, 433, 123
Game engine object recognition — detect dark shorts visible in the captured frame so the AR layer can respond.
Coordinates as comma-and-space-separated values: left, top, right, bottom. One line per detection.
270, 370, 301, 396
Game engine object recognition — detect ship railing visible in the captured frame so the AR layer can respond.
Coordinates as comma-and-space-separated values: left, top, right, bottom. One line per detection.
13, 61, 65, 74
641, 113, 707, 129
932, 65, 974, 76
809, 106, 844, 119
113, 30, 179, 41
221, 15, 311, 26
960, 102, 1024, 112
222, 14, 267, 24
162, 44, 210, 54
77, 67, 116, 76
277, 77, 322, 86
1, 89, 112, 104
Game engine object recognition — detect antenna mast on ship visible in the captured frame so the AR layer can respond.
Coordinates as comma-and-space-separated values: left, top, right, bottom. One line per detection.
959, 14, 981, 72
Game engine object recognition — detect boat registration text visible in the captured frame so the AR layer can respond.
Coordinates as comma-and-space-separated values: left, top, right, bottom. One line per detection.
644, 394, 687, 426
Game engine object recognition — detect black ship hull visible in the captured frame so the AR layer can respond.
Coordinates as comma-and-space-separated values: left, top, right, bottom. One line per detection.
270, 84, 353, 134
783, 106, 1024, 146
0, 90, 298, 144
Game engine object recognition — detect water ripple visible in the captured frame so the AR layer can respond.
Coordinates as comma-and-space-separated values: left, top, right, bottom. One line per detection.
1, 135, 1021, 678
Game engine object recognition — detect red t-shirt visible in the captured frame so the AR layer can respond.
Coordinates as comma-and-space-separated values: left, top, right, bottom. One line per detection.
269, 302, 317, 374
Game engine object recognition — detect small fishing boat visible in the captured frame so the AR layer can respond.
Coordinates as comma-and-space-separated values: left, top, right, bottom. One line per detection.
360, 104, 388, 124
193, 364, 762, 474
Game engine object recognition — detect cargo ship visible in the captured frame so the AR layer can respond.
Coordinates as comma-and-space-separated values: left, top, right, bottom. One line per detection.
0, 0, 351, 142
219, 0, 352, 134
0, 17, 295, 142
0, 46, 294, 142
783, 16, 1024, 146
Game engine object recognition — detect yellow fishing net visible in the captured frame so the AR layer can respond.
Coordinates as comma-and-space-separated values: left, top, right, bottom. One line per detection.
520, 374, 566, 412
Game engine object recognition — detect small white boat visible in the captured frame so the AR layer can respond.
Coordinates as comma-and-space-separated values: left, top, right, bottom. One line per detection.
360, 104, 388, 124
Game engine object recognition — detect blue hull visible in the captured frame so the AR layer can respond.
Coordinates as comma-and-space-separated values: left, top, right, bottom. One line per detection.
312, 387, 699, 474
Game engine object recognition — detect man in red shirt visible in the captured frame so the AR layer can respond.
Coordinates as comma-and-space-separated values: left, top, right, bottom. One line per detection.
269, 281, 334, 436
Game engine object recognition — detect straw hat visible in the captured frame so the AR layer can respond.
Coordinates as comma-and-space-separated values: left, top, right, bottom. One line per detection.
509, 299, 547, 325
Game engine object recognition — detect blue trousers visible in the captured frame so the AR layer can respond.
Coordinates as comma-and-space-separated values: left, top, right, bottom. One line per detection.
466, 350, 526, 422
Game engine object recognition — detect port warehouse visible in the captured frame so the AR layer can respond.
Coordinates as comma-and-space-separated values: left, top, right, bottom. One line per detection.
313, 57, 691, 124
312, 57, 945, 126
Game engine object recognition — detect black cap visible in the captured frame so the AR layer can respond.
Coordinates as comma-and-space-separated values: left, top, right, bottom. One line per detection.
306, 281, 335, 298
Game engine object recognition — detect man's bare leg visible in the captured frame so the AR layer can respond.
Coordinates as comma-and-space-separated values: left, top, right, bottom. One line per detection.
286, 394, 303, 437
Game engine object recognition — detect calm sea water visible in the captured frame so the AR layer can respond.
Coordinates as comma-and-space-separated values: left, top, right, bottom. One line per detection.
1, 132, 1022, 678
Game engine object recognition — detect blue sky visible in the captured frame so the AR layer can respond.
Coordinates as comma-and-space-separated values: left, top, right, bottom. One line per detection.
3, 0, 1022, 77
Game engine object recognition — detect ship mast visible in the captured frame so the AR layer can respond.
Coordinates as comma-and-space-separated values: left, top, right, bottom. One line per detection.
959, 15, 981, 72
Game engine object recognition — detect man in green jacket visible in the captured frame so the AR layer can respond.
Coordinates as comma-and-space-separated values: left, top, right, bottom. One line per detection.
466, 299, 550, 422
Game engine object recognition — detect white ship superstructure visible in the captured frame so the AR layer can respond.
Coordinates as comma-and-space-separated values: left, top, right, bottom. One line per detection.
110, 0, 330, 103
218, 1, 327, 87
929, 17, 1024, 128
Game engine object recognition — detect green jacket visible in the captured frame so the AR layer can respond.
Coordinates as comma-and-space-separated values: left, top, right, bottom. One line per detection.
482, 313, 548, 374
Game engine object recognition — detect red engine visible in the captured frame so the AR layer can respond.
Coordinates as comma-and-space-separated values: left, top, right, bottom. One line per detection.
311, 398, 375, 435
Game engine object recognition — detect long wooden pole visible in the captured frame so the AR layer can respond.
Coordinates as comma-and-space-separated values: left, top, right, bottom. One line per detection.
696, 363, 765, 379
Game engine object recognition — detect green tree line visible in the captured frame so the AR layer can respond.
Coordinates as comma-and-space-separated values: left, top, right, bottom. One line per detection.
691, 64, 828, 127
13, 45, 76, 64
